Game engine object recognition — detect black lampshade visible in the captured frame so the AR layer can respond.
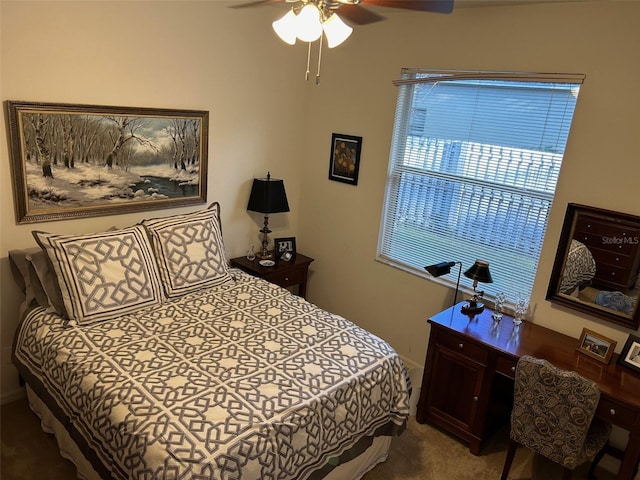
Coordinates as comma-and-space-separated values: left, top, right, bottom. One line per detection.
247, 174, 290, 214
425, 261, 457, 277
425, 260, 462, 308
464, 260, 493, 284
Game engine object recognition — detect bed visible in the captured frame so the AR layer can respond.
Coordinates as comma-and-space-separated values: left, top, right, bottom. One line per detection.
10, 203, 410, 480
558, 239, 597, 295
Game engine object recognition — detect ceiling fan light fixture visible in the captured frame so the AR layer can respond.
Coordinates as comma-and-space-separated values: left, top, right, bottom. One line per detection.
272, 9, 297, 45
296, 4, 323, 42
322, 13, 352, 48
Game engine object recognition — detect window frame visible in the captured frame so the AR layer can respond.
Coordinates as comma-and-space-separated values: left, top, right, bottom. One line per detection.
377, 69, 584, 303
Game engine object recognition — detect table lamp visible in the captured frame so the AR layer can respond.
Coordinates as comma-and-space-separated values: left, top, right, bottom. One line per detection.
425, 261, 462, 308
461, 259, 493, 314
246, 172, 289, 259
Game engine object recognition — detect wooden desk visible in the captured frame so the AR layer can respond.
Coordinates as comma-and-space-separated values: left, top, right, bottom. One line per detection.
416, 303, 640, 480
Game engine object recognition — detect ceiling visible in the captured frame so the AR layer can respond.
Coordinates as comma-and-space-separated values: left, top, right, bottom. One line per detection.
456, 0, 611, 6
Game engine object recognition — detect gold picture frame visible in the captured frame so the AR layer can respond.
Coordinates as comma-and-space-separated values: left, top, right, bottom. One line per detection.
5, 101, 208, 224
576, 327, 617, 365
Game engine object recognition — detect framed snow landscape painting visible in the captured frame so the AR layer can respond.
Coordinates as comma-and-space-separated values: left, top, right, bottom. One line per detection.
5, 101, 208, 224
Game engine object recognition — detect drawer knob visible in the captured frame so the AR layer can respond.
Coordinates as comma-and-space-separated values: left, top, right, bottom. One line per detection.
473, 396, 478, 402
458, 343, 464, 349
511, 366, 516, 372
284, 277, 289, 281
610, 408, 616, 416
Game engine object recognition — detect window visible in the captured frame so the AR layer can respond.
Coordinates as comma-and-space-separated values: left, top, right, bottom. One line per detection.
378, 69, 584, 300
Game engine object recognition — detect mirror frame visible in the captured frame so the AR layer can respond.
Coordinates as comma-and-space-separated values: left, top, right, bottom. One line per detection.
547, 203, 640, 330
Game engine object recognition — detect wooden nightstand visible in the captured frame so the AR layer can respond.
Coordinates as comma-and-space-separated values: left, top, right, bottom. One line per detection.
229, 253, 314, 299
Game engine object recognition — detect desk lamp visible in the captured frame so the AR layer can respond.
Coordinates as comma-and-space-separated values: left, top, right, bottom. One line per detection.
461, 260, 493, 314
246, 172, 289, 259
425, 261, 462, 308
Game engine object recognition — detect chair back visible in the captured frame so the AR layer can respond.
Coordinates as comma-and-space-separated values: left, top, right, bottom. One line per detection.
510, 355, 601, 470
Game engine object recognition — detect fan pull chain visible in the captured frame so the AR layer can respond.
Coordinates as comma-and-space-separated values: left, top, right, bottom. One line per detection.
305, 42, 312, 81
316, 33, 323, 85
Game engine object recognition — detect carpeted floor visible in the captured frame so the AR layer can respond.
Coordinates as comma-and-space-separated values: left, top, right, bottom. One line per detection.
0, 396, 622, 479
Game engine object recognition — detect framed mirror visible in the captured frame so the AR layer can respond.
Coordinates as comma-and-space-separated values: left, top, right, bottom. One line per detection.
547, 204, 640, 330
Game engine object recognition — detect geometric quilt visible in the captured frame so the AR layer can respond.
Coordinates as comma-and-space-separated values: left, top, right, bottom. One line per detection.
13, 270, 410, 480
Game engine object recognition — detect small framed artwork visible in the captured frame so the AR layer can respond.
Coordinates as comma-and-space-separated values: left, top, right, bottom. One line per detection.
576, 328, 617, 365
328, 133, 362, 186
274, 237, 296, 261
617, 334, 640, 374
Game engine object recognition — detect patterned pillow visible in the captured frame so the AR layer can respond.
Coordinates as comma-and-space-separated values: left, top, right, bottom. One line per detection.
32, 225, 165, 325
141, 203, 232, 297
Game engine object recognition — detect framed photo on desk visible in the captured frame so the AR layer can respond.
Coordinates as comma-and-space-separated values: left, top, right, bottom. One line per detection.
577, 328, 616, 365
618, 334, 640, 374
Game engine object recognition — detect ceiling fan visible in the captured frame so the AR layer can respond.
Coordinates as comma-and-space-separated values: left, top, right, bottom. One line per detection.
231, 1, 454, 26
231, 0, 454, 84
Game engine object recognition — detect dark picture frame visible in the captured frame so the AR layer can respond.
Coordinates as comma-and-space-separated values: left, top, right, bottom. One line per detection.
617, 334, 640, 374
576, 327, 617, 365
274, 237, 296, 261
546, 203, 640, 330
5, 101, 209, 224
328, 133, 361, 186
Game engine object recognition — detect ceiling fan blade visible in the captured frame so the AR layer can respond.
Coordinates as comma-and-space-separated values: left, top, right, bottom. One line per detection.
336, 4, 386, 25
361, 0, 454, 14
229, 0, 282, 9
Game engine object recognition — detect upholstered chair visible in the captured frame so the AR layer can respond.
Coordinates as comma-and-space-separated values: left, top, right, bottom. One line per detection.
500, 355, 612, 480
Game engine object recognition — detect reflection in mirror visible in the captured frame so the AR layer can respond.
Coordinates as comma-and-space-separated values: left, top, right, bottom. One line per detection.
547, 203, 640, 330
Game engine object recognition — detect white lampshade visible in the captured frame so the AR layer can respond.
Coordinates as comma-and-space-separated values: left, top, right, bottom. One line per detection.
322, 13, 353, 48
272, 10, 297, 45
296, 4, 322, 42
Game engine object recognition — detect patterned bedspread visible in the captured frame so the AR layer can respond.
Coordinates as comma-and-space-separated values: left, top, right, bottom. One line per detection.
13, 270, 410, 480
559, 239, 596, 294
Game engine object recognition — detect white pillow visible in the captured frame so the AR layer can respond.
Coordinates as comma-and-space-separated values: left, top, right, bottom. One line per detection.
142, 203, 232, 297
33, 225, 165, 325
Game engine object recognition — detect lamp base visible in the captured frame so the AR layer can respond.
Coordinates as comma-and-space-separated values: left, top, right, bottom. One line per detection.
461, 301, 485, 315
257, 250, 273, 260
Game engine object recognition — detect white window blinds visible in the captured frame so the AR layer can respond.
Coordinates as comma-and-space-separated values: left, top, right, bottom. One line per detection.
378, 69, 584, 301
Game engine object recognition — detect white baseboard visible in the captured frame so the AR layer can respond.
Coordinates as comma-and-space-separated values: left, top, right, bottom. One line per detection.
399, 356, 423, 371
1, 386, 26, 405
400, 356, 424, 416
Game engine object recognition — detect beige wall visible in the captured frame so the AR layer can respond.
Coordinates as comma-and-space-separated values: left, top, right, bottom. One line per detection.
1, 0, 639, 403
0, 1, 309, 401
296, 1, 640, 369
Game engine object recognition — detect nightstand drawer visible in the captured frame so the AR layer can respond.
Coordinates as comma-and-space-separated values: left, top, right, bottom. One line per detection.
229, 253, 314, 299
263, 267, 305, 288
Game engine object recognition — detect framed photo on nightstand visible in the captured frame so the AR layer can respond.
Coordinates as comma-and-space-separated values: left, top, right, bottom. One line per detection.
274, 237, 296, 261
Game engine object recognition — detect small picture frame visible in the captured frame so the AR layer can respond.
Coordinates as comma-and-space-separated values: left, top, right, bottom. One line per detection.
328, 133, 362, 186
576, 328, 617, 365
617, 334, 640, 374
274, 237, 296, 261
